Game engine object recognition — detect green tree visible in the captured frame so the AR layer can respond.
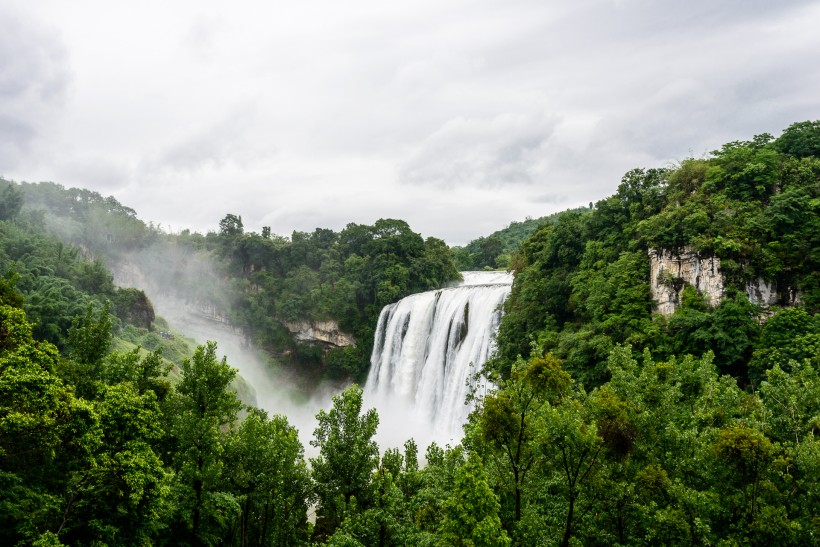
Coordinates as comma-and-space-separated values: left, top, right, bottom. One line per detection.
310, 384, 379, 541
472, 352, 570, 534
0, 305, 68, 544
477, 236, 504, 269
712, 424, 774, 531
540, 396, 604, 547
102, 347, 172, 400
168, 341, 243, 546
438, 454, 510, 547
219, 214, 244, 237
774, 120, 820, 158
59, 383, 169, 545
0, 180, 24, 220
224, 408, 312, 546
112, 287, 155, 329
65, 301, 114, 397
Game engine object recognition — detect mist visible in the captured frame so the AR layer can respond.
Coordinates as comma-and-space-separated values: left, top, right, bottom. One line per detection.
110, 243, 349, 455
21, 181, 479, 457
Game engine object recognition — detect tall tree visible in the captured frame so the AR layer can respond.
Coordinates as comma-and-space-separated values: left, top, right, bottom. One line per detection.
168, 341, 243, 546
224, 408, 313, 546
438, 454, 511, 547
310, 384, 379, 541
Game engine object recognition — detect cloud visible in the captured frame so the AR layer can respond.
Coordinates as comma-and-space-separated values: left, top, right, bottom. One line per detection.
399, 113, 559, 188
143, 105, 271, 175
58, 156, 131, 192
5, 0, 820, 246
0, 6, 70, 167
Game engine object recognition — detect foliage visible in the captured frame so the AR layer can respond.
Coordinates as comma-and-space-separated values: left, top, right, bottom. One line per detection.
223, 408, 313, 546
311, 384, 380, 540
167, 341, 244, 545
494, 121, 820, 385
2, 121, 820, 545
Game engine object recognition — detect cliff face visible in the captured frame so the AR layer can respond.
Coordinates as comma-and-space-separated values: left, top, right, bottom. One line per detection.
649, 247, 802, 315
649, 247, 724, 315
285, 320, 355, 348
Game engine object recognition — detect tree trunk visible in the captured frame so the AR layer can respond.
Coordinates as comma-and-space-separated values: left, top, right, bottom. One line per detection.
561, 493, 576, 547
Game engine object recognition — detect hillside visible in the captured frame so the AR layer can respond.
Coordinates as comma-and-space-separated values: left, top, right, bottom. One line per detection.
452, 207, 593, 270
15, 184, 462, 381
493, 120, 820, 385
1, 120, 819, 546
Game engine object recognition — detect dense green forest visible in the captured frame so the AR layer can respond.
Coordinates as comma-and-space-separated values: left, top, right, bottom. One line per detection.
452, 209, 589, 271
16, 182, 461, 381
2, 120, 820, 545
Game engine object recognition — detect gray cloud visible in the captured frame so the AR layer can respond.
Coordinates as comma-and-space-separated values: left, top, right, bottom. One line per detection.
0, 6, 70, 167
58, 156, 131, 192
4, 0, 820, 245
144, 106, 271, 175
399, 113, 558, 188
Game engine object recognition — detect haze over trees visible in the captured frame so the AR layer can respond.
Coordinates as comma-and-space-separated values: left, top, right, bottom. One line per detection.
16, 180, 462, 381
1, 120, 819, 545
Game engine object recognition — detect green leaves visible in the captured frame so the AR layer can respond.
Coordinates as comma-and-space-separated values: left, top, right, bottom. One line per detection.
311, 385, 379, 540
439, 454, 510, 547
169, 341, 243, 544
223, 408, 313, 545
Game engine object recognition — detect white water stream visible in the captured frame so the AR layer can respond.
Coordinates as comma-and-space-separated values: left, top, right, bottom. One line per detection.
364, 271, 513, 449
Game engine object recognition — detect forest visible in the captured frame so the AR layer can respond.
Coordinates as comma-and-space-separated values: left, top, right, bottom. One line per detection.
1, 119, 820, 545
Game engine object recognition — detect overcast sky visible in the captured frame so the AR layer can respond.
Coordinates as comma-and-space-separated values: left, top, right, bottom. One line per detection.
2, 0, 819, 245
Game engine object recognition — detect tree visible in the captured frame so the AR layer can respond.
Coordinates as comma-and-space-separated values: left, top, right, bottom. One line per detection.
0, 305, 68, 544
477, 236, 504, 269
712, 424, 774, 530
224, 408, 312, 546
112, 287, 155, 329
438, 454, 511, 547
219, 214, 244, 238
59, 383, 169, 545
540, 397, 604, 547
65, 301, 114, 398
0, 269, 24, 309
775, 120, 820, 158
102, 347, 172, 400
310, 384, 379, 540
169, 341, 243, 546
0, 180, 24, 220
472, 352, 570, 536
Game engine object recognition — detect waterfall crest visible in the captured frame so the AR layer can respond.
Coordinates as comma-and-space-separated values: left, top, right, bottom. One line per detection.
364, 271, 513, 446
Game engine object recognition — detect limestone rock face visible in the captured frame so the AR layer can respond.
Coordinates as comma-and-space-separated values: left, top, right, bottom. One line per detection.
649, 247, 724, 315
649, 247, 802, 315
285, 320, 355, 348
746, 279, 801, 308
746, 279, 778, 307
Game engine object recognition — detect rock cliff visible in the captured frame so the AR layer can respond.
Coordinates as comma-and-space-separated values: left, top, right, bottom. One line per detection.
649, 247, 724, 315
650, 247, 801, 315
285, 320, 355, 348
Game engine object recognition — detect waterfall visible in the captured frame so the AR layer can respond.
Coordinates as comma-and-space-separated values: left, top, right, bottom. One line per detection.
364, 271, 513, 447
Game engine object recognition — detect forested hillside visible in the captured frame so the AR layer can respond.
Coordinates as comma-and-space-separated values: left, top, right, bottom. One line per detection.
452, 209, 588, 271
1, 120, 820, 545
17, 183, 461, 380
494, 120, 820, 386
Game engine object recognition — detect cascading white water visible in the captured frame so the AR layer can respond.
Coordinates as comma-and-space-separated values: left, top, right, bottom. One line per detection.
364, 271, 513, 448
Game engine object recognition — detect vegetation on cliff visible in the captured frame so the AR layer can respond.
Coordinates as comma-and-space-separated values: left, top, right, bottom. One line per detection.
493, 120, 820, 386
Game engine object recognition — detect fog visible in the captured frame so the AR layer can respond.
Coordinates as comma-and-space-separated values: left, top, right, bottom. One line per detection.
109, 245, 352, 456
112, 245, 484, 457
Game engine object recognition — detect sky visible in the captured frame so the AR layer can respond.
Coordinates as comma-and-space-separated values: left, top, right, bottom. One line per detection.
2, 0, 820, 246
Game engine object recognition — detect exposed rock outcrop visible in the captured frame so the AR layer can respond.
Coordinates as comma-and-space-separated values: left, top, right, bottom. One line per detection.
650, 247, 724, 315
285, 320, 355, 348
650, 247, 801, 315
746, 279, 801, 308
